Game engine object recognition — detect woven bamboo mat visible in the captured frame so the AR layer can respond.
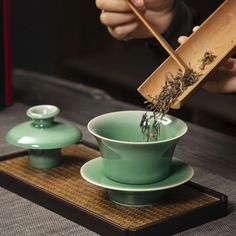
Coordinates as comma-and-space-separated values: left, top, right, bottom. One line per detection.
0, 144, 220, 230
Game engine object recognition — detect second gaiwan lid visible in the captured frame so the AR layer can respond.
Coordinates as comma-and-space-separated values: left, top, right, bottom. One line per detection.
6, 105, 82, 149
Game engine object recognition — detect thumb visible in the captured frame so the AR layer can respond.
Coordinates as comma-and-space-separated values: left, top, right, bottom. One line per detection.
222, 58, 236, 70
131, 0, 145, 10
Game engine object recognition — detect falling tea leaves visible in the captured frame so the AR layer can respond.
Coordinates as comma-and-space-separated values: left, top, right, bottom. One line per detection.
140, 51, 217, 141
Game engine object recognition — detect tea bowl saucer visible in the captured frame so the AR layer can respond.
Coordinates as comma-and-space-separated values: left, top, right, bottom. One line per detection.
81, 157, 194, 206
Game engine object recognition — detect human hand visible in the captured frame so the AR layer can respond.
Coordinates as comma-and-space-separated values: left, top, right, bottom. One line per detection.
178, 27, 236, 93
96, 0, 174, 40
202, 58, 236, 93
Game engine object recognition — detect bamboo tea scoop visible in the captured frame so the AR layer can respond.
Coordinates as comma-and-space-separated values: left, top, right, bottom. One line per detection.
127, 0, 189, 73
128, 0, 236, 108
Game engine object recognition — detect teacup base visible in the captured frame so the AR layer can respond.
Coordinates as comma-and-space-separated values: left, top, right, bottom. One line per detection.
107, 189, 166, 207
80, 157, 194, 207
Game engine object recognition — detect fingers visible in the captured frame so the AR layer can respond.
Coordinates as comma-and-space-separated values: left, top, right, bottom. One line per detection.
100, 12, 136, 27
131, 0, 145, 10
178, 26, 200, 44
97, 0, 144, 40
192, 26, 200, 32
223, 58, 236, 70
96, 0, 144, 12
107, 21, 140, 40
177, 36, 188, 44
96, 0, 130, 12
203, 76, 236, 93
203, 67, 236, 93
97, 0, 145, 40
176, 25, 236, 93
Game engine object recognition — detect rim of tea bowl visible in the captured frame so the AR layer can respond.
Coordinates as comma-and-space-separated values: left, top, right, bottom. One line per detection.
88, 110, 188, 144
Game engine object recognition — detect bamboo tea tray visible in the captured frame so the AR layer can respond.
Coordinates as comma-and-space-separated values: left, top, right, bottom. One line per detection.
0, 143, 228, 236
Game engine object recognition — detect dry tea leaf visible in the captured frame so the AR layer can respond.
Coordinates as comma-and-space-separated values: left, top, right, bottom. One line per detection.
199, 51, 217, 70
140, 51, 217, 141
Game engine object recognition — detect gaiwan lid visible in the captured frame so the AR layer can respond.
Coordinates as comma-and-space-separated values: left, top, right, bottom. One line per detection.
6, 105, 82, 149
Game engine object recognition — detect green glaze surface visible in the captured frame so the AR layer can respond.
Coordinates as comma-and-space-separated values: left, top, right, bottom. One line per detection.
28, 149, 62, 168
6, 105, 82, 149
27, 104, 60, 120
6, 105, 82, 169
81, 157, 194, 191
81, 157, 193, 206
107, 190, 166, 206
6, 120, 82, 149
88, 111, 187, 184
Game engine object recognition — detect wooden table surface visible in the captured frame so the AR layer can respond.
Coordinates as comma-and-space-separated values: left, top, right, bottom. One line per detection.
0, 69, 235, 236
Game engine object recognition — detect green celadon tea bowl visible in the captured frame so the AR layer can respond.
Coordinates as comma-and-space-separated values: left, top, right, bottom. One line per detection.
88, 111, 187, 184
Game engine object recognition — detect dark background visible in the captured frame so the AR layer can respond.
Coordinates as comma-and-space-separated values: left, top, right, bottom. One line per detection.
10, 0, 224, 89
9, 0, 236, 136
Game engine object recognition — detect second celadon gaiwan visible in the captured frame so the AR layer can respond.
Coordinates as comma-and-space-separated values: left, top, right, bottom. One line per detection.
6, 105, 82, 168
